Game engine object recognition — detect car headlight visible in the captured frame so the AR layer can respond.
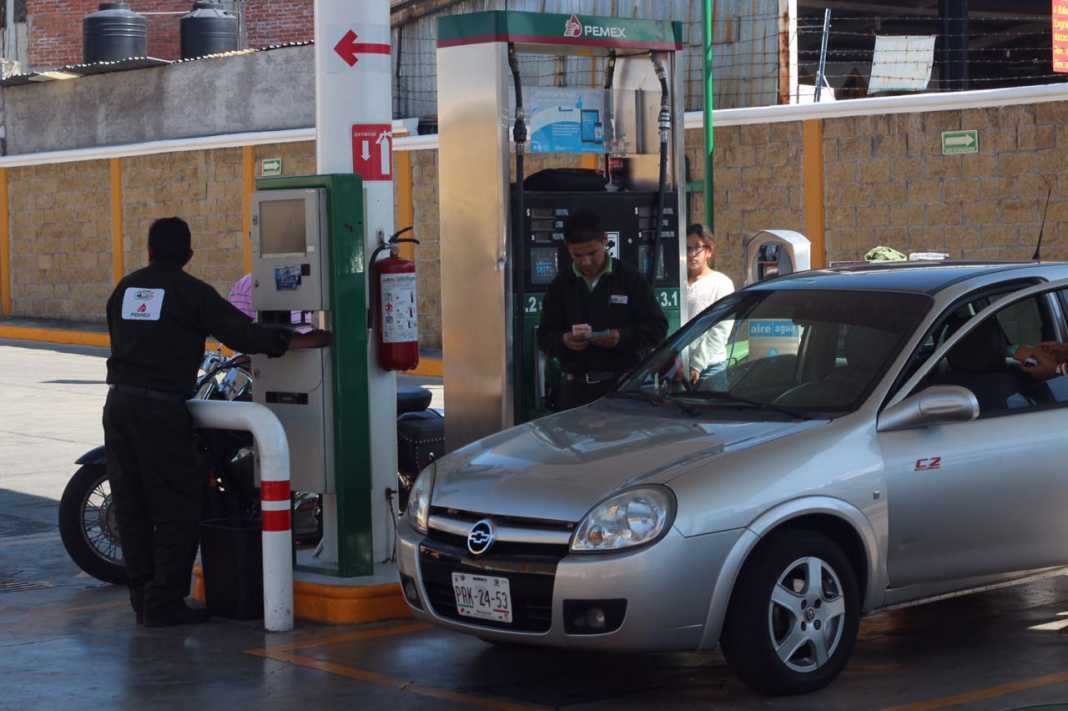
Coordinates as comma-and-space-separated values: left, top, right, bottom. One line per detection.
406, 462, 436, 534
571, 486, 675, 552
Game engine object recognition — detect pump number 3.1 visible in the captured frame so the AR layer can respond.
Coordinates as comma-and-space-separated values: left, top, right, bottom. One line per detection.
656, 289, 679, 310
452, 573, 513, 623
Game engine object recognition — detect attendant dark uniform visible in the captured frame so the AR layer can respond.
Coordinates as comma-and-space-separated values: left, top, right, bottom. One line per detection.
538, 257, 668, 409
104, 260, 290, 623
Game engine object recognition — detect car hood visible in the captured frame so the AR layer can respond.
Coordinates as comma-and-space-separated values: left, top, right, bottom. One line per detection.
431, 401, 826, 523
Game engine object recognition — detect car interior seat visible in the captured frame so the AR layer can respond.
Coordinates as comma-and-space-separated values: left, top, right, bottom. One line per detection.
929, 317, 1050, 413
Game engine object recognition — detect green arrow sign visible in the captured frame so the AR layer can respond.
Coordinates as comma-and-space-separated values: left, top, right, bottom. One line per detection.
260, 158, 283, 177
941, 130, 979, 155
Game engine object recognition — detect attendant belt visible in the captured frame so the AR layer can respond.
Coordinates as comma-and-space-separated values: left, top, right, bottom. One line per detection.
109, 384, 189, 402
563, 370, 622, 385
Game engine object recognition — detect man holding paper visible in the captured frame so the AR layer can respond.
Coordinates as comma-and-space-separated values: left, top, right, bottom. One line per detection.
538, 210, 668, 410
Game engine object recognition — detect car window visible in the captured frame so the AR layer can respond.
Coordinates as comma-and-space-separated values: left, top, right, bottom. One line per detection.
909, 293, 1067, 417
616, 289, 932, 417
891, 280, 1045, 398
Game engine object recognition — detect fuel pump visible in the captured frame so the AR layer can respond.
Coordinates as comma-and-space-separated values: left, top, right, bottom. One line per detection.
437, 11, 687, 450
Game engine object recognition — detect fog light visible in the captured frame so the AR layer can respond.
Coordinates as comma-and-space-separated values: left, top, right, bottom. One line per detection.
586, 607, 606, 630
563, 599, 626, 635
401, 574, 422, 609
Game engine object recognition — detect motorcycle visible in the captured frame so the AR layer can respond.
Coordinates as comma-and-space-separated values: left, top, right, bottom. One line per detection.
58, 350, 443, 585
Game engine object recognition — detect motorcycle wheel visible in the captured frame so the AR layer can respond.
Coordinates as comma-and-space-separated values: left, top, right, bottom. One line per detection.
58, 464, 128, 585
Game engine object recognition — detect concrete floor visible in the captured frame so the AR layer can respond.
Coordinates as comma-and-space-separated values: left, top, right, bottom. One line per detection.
5, 340, 1068, 710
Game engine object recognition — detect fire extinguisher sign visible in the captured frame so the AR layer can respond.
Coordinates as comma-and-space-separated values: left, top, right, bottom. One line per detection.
380, 272, 418, 343
352, 124, 393, 181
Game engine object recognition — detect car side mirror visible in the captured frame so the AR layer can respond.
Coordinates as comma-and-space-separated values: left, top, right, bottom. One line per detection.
877, 385, 979, 432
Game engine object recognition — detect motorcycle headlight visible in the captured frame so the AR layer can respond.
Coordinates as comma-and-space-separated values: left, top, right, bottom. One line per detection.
571, 486, 675, 552
406, 463, 436, 534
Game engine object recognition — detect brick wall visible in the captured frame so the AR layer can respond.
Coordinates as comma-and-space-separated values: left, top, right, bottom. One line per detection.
27, 0, 312, 69
823, 103, 1068, 264
244, 0, 312, 49
10, 161, 113, 321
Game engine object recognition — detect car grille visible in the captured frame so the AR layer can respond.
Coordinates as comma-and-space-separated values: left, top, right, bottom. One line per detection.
419, 530, 567, 633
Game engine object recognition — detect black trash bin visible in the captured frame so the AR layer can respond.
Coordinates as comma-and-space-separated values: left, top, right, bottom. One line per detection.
200, 517, 263, 620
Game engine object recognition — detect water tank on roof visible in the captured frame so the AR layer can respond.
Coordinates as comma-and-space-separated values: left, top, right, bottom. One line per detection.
181, 1, 239, 60
83, 2, 147, 64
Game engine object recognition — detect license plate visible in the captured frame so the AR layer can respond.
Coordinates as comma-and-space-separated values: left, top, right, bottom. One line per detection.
451, 572, 513, 624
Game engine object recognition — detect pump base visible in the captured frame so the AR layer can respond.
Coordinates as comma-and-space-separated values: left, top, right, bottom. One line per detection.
191, 564, 411, 625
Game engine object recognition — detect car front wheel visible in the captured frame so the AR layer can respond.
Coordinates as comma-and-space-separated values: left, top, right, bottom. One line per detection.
721, 529, 859, 695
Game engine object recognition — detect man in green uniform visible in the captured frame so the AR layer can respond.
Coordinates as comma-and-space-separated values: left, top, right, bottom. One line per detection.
538, 211, 668, 410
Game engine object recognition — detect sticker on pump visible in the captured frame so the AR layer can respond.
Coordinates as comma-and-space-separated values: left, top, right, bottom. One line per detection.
121, 288, 165, 321
381, 272, 418, 343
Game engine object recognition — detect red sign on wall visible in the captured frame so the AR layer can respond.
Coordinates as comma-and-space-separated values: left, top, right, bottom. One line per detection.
351, 124, 393, 181
1055, 1, 1068, 73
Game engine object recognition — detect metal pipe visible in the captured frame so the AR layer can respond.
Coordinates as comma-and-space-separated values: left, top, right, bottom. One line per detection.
815, 9, 831, 103
703, 0, 714, 229
603, 50, 617, 179
186, 400, 293, 632
650, 52, 670, 286
507, 43, 527, 421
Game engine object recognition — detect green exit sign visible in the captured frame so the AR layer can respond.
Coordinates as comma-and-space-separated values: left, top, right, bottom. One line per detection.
260, 158, 283, 177
941, 130, 979, 155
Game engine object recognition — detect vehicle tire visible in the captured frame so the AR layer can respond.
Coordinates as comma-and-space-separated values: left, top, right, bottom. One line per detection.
58, 464, 128, 585
721, 529, 859, 696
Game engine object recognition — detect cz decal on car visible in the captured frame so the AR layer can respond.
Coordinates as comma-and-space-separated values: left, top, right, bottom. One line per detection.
915, 457, 942, 471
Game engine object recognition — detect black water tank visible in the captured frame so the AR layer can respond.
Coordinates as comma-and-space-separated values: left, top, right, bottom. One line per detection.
83, 2, 147, 64
181, 1, 239, 59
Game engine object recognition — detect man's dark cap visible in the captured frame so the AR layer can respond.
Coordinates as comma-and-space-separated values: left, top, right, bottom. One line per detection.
564, 211, 603, 245
148, 217, 192, 266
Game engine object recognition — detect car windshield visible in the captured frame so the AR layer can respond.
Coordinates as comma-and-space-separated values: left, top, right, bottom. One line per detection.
614, 289, 933, 417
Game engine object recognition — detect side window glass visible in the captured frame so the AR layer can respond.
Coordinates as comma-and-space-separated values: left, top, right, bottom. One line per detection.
914, 294, 1066, 417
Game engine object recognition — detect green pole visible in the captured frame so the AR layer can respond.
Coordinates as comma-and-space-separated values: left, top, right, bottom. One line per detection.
703, 0, 714, 230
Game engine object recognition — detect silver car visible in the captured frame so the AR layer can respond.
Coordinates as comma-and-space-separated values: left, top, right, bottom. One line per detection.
397, 262, 1068, 695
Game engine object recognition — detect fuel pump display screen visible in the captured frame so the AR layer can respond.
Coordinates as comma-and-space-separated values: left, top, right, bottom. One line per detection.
530, 247, 560, 286
638, 243, 667, 281
260, 199, 307, 256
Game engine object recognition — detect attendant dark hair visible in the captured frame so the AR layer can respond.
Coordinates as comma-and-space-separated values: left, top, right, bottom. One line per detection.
564, 211, 604, 245
148, 217, 193, 267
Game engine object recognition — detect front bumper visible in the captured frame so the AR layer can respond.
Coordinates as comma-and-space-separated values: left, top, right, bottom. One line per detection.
396, 516, 743, 652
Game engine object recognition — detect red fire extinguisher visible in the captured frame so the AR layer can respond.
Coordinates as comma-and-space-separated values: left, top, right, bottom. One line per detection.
370, 227, 420, 372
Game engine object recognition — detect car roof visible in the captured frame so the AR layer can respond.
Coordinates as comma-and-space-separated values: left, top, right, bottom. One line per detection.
749, 261, 1054, 295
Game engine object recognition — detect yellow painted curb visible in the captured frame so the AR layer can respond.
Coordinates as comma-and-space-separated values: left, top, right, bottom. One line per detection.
192, 565, 412, 625
0, 324, 443, 377
0, 325, 110, 348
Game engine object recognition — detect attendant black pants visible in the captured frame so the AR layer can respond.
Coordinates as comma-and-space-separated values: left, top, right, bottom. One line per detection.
103, 388, 205, 615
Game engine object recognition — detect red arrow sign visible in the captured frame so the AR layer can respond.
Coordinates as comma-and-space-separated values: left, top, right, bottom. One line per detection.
334, 29, 391, 67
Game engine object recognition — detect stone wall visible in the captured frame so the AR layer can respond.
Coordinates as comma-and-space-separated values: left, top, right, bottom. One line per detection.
822, 102, 1068, 263
686, 122, 805, 287
9, 160, 112, 320
122, 148, 246, 299
9, 99, 1068, 341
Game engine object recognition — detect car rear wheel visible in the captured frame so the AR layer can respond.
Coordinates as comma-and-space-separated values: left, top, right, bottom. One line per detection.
721, 529, 859, 695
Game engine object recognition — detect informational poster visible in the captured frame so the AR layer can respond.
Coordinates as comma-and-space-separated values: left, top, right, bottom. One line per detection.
380, 272, 418, 343
527, 86, 606, 154
1055, 1, 1068, 73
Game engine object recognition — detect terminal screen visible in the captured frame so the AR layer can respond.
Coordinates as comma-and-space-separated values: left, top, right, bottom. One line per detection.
260, 199, 307, 256
638, 243, 667, 281
530, 247, 559, 286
